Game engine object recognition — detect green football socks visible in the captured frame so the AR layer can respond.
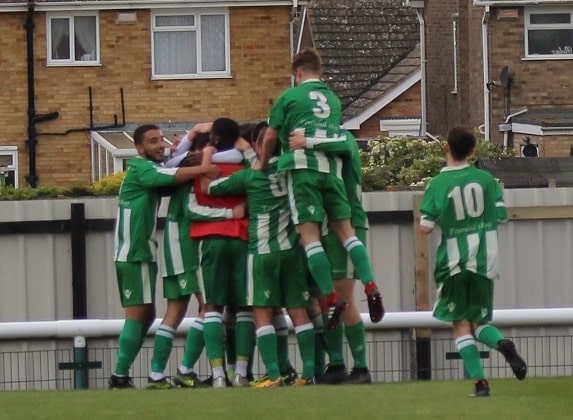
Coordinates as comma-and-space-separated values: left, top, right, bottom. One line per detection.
345, 321, 367, 368
343, 236, 374, 286
256, 325, 281, 381
204, 312, 225, 372
456, 335, 485, 379
180, 318, 205, 372
323, 314, 345, 366
305, 242, 334, 296
475, 324, 505, 349
150, 324, 175, 377
114, 318, 145, 376
295, 323, 316, 380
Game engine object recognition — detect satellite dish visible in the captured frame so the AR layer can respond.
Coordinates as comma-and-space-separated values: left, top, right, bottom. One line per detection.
500, 66, 512, 88
521, 144, 538, 157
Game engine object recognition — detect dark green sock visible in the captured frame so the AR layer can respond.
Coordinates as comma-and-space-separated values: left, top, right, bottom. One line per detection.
323, 314, 345, 366
305, 243, 334, 296
151, 325, 175, 374
295, 324, 316, 380
235, 312, 255, 371
345, 321, 367, 368
114, 319, 145, 376
181, 319, 205, 370
313, 315, 326, 376
344, 237, 374, 286
457, 335, 485, 379
274, 315, 291, 373
475, 324, 505, 349
204, 312, 225, 366
256, 326, 281, 381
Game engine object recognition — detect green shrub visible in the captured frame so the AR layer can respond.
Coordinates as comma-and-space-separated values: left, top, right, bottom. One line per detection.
360, 134, 514, 191
0, 172, 125, 201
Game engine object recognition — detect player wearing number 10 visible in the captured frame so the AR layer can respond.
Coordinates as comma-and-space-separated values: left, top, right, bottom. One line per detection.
419, 126, 527, 398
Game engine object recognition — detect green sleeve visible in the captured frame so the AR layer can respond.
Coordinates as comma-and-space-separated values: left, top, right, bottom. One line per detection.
208, 169, 249, 197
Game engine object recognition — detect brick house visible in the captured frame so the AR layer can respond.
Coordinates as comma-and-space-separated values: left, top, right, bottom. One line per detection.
0, 0, 300, 188
405, 0, 573, 157
297, 0, 421, 140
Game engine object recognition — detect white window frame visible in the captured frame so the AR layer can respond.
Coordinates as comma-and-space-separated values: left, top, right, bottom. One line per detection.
524, 7, 573, 60
380, 118, 421, 137
151, 9, 231, 80
46, 11, 100, 66
0, 146, 19, 188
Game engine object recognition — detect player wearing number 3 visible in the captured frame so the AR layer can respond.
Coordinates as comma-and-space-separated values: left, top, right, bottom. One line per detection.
419, 126, 527, 397
254, 48, 384, 335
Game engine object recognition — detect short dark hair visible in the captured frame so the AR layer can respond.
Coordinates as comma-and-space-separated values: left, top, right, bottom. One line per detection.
212, 117, 240, 151
447, 126, 476, 161
292, 48, 322, 74
133, 124, 160, 145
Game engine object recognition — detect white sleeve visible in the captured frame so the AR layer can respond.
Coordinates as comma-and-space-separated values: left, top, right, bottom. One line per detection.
212, 148, 243, 164
171, 133, 192, 158
164, 153, 186, 168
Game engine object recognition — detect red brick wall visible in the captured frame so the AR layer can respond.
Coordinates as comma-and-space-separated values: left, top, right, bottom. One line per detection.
512, 133, 573, 158
0, 7, 292, 187
487, 8, 573, 150
354, 82, 421, 138
423, 0, 460, 137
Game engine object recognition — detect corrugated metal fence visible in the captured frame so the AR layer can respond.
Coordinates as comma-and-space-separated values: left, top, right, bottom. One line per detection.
1, 189, 573, 389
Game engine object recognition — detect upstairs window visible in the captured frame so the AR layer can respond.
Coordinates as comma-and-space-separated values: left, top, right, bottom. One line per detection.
525, 8, 573, 59
47, 12, 99, 66
152, 10, 230, 79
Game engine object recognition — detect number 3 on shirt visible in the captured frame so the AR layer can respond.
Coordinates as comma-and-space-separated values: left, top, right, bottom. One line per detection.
448, 183, 484, 221
309, 91, 330, 119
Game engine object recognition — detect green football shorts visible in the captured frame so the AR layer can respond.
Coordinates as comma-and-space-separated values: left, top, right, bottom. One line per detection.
115, 261, 157, 307
286, 169, 351, 225
433, 270, 494, 323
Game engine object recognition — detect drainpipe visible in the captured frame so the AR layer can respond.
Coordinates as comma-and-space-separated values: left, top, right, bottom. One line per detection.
25, 0, 58, 187
482, 6, 491, 141
451, 13, 459, 95
290, 0, 300, 88
25, 1, 38, 187
502, 108, 528, 151
413, 6, 427, 137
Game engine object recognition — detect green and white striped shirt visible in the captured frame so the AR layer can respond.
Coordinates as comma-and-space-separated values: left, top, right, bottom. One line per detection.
208, 159, 299, 254
269, 79, 347, 178
420, 164, 508, 283
114, 156, 178, 262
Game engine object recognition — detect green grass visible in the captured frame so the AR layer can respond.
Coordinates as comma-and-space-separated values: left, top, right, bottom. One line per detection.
0, 377, 570, 419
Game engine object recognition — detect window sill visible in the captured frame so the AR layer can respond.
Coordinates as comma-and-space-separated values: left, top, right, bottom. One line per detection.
151, 74, 233, 81
522, 56, 573, 61
47, 62, 102, 67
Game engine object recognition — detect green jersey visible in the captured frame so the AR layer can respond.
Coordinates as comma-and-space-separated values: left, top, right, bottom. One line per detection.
342, 133, 368, 229
309, 130, 368, 230
208, 158, 299, 254
161, 183, 232, 277
269, 79, 347, 176
419, 164, 508, 283
114, 156, 178, 262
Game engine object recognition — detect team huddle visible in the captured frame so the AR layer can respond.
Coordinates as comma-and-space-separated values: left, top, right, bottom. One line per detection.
109, 48, 384, 390
108, 47, 528, 397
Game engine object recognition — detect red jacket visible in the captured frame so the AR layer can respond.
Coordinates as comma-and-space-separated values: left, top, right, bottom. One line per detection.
190, 163, 248, 240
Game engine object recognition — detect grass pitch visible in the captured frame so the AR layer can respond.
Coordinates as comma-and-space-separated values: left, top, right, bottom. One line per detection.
0, 377, 570, 419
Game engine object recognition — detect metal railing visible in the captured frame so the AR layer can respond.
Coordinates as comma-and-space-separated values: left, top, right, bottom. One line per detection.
1, 309, 572, 390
